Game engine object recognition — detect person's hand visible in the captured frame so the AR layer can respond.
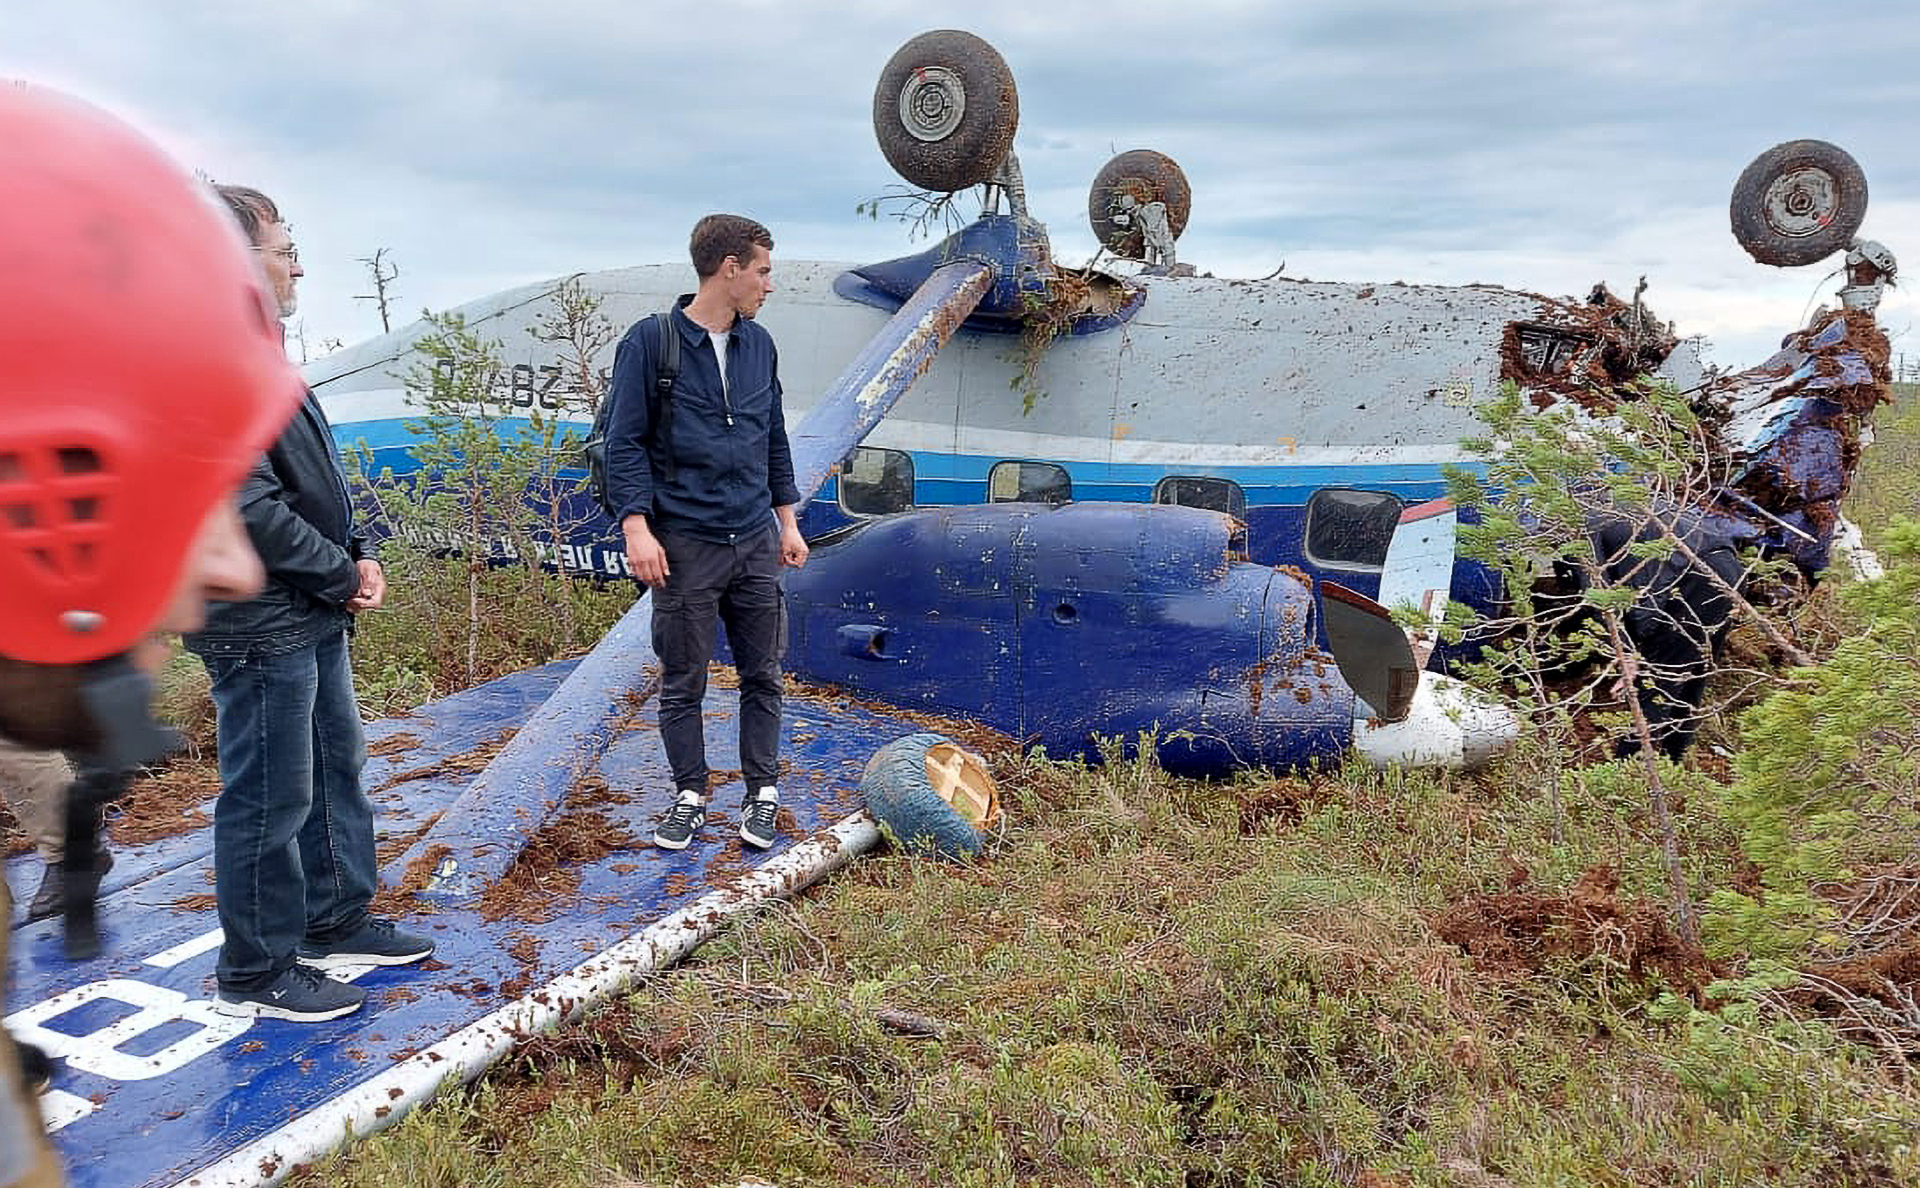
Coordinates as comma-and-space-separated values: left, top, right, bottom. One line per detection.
779, 522, 809, 569
345, 558, 386, 611
624, 515, 669, 588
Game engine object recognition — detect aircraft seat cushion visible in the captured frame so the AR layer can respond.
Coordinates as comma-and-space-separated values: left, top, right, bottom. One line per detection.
860, 732, 999, 860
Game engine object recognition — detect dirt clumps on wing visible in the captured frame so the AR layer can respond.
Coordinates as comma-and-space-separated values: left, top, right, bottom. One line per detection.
473, 776, 644, 924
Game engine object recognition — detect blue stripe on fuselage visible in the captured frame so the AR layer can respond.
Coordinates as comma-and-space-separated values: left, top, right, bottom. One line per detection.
330, 417, 1474, 507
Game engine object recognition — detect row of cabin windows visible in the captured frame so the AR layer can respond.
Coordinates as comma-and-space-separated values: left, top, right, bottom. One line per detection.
837, 447, 1402, 570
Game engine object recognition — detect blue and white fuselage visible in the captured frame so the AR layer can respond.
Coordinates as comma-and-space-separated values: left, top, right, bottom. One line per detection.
310, 244, 1706, 614
307, 205, 1890, 779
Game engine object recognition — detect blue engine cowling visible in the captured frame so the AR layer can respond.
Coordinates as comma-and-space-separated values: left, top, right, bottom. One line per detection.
782, 501, 1357, 774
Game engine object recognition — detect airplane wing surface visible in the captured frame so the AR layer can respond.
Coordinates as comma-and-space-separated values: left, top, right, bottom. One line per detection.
5, 662, 929, 1188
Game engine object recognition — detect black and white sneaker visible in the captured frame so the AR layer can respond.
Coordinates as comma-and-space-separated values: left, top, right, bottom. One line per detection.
298, 917, 435, 970
215, 964, 366, 1022
740, 787, 779, 850
653, 790, 706, 850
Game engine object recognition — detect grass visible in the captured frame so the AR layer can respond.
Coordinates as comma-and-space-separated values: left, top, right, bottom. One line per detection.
292, 748, 1920, 1187
1848, 382, 1920, 543
274, 381, 1920, 1187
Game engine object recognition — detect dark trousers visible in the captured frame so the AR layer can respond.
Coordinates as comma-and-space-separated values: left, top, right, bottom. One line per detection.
652, 525, 785, 794
204, 630, 375, 989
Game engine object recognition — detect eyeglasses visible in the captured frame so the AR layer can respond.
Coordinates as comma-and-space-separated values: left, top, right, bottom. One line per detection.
254, 244, 300, 265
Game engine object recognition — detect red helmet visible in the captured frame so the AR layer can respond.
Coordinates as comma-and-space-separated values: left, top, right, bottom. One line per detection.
0, 85, 302, 665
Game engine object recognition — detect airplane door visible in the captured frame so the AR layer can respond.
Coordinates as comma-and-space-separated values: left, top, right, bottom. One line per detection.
1017, 516, 1141, 750
913, 514, 1023, 723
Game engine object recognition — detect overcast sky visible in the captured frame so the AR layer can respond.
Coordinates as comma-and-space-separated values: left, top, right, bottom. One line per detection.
7, 1, 1917, 370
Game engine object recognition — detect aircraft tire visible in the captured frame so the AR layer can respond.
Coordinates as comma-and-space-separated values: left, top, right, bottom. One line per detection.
859, 732, 1000, 860
872, 30, 1019, 193
1088, 149, 1192, 260
1730, 139, 1868, 267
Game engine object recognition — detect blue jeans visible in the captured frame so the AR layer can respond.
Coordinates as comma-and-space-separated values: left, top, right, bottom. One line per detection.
203, 631, 375, 990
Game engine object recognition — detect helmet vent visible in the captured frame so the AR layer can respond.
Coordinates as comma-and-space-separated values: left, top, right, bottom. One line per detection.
57, 447, 102, 475
0, 442, 113, 582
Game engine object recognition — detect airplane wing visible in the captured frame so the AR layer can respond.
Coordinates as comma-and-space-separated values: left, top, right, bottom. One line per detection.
6, 663, 944, 1188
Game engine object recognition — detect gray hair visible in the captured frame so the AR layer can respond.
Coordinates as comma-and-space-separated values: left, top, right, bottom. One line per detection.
212, 184, 282, 246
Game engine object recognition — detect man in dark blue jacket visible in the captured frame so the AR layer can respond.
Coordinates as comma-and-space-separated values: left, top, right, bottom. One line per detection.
606, 214, 807, 852
185, 186, 433, 1023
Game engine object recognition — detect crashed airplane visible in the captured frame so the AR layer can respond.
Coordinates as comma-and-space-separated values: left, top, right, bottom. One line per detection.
9, 31, 1900, 1188
314, 34, 1892, 774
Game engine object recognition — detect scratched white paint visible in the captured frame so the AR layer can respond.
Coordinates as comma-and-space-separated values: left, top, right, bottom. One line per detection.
309, 259, 1708, 475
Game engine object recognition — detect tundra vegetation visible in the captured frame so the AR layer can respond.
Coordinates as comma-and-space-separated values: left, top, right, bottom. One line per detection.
341, 286, 636, 712
98, 364, 1920, 1186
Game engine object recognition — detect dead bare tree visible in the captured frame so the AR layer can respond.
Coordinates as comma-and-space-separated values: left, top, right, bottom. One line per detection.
356, 247, 400, 333
526, 276, 620, 638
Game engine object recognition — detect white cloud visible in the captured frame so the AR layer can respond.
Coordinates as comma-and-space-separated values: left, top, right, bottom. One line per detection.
4, 0, 1916, 372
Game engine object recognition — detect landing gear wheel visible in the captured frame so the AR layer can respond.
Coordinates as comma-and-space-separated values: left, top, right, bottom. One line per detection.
860, 732, 1001, 860
1730, 139, 1868, 267
872, 30, 1019, 193
1088, 150, 1192, 260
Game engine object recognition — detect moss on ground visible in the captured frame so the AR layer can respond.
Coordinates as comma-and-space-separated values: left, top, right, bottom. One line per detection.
291, 746, 1920, 1187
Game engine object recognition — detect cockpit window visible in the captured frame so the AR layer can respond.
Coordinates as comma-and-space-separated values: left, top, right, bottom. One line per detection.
1153, 476, 1245, 519
1304, 488, 1402, 571
840, 447, 915, 516
988, 460, 1071, 506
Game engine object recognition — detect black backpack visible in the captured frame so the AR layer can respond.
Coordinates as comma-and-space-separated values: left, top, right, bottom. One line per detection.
583, 310, 680, 520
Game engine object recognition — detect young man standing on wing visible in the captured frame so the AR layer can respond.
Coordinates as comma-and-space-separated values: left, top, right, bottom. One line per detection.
605, 214, 808, 852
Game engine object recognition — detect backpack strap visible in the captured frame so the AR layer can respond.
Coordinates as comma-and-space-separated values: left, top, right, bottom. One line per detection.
650, 309, 682, 483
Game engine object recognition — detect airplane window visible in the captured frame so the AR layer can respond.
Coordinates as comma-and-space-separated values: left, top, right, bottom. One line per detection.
1304, 489, 1403, 571
840, 447, 915, 516
1153, 476, 1246, 519
988, 460, 1072, 506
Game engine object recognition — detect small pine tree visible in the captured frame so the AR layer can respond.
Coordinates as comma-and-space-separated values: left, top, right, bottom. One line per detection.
1444, 381, 1798, 944
1707, 519, 1920, 965
346, 306, 612, 686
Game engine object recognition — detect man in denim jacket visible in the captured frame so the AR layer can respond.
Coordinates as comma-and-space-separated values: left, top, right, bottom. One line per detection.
605, 214, 808, 853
